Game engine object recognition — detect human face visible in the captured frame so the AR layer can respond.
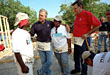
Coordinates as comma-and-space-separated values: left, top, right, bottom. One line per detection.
54, 20, 60, 28
106, 16, 110, 22
39, 11, 47, 23
73, 4, 82, 15
26, 20, 31, 27
85, 58, 93, 67
25, 20, 31, 28
100, 17, 105, 23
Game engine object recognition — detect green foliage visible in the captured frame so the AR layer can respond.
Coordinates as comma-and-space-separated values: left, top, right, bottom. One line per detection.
46, 18, 54, 21
59, 4, 75, 32
59, 0, 110, 32
0, 0, 37, 29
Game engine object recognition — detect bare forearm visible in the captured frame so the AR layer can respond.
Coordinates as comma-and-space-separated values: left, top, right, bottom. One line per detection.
81, 25, 101, 39
87, 25, 101, 35
67, 38, 71, 54
67, 38, 71, 49
15, 53, 25, 67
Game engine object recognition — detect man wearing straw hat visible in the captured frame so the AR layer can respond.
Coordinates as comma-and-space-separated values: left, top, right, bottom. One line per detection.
12, 12, 34, 75
51, 15, 71, 75
82, 51, 110, 75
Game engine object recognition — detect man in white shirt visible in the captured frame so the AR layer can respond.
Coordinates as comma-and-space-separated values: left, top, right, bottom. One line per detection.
12, 12, 34, 75
51, 15, 71, 75
82, 51, 110, 75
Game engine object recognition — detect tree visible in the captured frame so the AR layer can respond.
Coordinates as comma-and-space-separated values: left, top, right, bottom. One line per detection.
59, 4, 75, 32
0, 0, 37, 29
59, 0, 110, 32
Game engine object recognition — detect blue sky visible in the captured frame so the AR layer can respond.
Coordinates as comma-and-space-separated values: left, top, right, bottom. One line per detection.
18, 0, 110, 18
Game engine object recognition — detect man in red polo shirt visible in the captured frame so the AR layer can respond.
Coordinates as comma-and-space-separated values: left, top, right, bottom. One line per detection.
71, 1, 101, 75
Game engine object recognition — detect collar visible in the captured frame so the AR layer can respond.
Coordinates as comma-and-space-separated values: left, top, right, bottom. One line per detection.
77, 9, 85, 16
38, 20, 47, 24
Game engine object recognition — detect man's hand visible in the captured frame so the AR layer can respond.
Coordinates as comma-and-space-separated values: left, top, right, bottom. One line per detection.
81, 34, 88, 40
15, 53, 29, 74
21, 65, 29, 73
68, 48, 72, 55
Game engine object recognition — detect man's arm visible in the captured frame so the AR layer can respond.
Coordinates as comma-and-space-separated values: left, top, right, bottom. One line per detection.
15, 53, 29, 73
67, 38, 71, 54
81, 25, 101, 39
81, 11, 101, 39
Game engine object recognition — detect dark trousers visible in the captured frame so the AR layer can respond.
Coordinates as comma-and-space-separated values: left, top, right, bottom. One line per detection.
74, 37, 91, 75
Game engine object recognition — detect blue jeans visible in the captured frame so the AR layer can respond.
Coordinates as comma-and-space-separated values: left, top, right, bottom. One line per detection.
98, 34, 107, 51
0, 35, 7, 46
74, 36, 91, 75
55, 52, 70, 75
109, 34, 110, 51
38, 45, 53, 75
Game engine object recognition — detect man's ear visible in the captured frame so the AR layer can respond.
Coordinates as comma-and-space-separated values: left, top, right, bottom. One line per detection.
88, 58, 91, 61
45, 15, 47, 18
88, 58, 93, 66
80, 5, 83, 9
88, 58, 92, 64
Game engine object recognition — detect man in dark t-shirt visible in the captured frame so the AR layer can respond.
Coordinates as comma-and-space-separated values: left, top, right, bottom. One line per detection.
97, 16, 108, 53
30, 9, 54, 75
106, 12, 110, 50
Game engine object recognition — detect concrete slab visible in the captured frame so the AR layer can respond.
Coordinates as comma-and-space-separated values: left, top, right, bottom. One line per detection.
0, 54, 92, 75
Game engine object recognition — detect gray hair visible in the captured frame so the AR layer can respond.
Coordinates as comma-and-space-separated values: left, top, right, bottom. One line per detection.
39, 9, 48, 17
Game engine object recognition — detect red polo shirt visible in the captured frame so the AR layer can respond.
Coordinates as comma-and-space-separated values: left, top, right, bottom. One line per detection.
73, 10, 101, 37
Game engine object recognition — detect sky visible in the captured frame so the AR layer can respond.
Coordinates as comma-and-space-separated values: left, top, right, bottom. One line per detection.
18, 0, 110, 18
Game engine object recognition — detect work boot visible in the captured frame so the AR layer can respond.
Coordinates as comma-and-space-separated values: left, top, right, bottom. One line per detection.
97, 51, 100, 53
37, 70, 39, 75
70, 69, 80, 74
104, 49, 108, 52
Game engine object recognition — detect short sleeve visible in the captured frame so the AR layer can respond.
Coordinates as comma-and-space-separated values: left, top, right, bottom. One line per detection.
66, 33, 71, 39
12, 35, 20, 53
62, 26, 71, 38
12, 34, 25, 53
86, 11, 101, 28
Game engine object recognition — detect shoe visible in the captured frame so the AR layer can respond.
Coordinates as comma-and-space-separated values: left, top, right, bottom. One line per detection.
104, 49, 108, 52
80, 74, 87, 75
37, 70, 39, 75
70, 69, 80, 74
58, 73, 64, 75
97, 51, 100, 53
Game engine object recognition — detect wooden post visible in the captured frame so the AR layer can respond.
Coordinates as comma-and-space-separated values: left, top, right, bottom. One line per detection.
0, 15, 12, 56
5, 18, 12, 50
0, 16, 6, 47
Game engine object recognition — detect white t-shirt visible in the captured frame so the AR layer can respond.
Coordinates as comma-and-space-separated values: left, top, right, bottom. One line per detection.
12, 28, 33, 63
51, 25, 71, 53
93, 52, 110, 75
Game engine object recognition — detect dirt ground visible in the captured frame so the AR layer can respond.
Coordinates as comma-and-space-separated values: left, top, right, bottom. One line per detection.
0, 34, 109, 75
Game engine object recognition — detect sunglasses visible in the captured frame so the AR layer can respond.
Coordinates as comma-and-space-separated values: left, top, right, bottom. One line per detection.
55, 28, 57, 33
